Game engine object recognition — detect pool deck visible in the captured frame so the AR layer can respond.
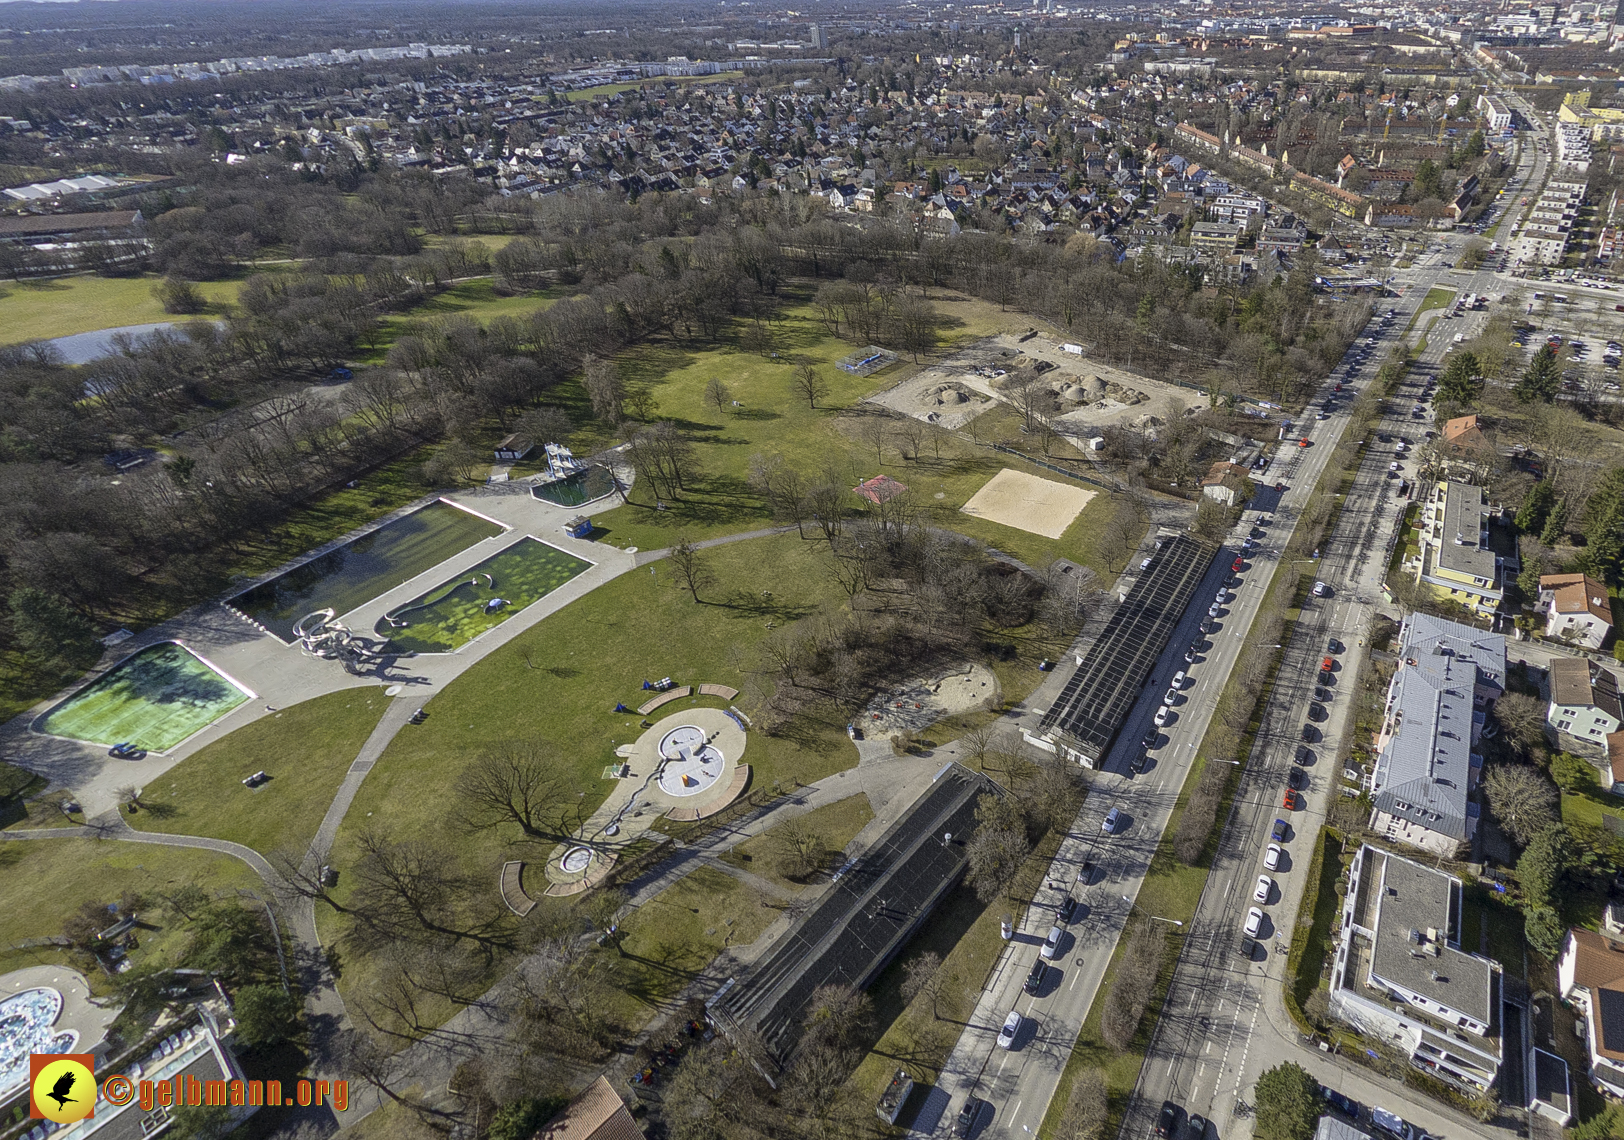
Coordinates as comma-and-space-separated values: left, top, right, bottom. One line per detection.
0, 475, 637, 819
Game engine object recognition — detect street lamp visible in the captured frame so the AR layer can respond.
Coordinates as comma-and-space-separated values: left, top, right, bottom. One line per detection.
1122, 896, 1184, 926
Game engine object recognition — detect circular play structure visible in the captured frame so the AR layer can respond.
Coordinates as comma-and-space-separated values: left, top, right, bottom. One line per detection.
292, 609, 383, 674
656, 724, 725, 797
560, 846, 593, 874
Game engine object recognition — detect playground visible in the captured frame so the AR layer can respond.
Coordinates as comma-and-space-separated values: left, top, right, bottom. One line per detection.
34, 642, 253, 752
959, 467, 1096, 540
374, 537, 592, 654
860, 663, 1001, 738
230, 499, 504, 641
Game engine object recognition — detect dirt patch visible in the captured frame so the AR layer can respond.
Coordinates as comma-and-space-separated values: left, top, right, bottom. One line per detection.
859, 663, 1001, 738
959, 467, 1096, 539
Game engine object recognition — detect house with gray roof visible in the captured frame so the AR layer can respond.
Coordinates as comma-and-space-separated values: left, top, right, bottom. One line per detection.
1413, 480, 1516, 617
1368, 613, 1504, 857
1329, 844, 1503, 1094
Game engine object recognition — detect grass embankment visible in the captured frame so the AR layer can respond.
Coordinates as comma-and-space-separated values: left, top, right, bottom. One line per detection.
1283, 828, 1344, 1030
0, 274, 243, 345
718, 793, 875, 893
0, 839, 260, 994
129, 688, 390, 857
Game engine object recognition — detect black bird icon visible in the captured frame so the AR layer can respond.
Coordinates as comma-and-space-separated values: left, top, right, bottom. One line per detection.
46, 1071, 77, 1110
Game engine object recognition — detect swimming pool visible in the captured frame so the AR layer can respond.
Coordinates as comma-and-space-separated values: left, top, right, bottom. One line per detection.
375, 537, 591, 654
230, 500, 504, 641
531, 466, 617, 508
0, 988, 77, 1099
35, 642, 253, 752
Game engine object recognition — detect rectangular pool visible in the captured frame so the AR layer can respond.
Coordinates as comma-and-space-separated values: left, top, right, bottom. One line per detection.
230, 500, 504, 641
375, 537, 592, 654
36, 641, 252, 752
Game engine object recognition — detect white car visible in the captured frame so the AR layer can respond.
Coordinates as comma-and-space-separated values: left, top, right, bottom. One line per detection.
998, 1009, 1021, 1049
1164, 687, 1179, 706
1171, 670, 1186, 689
1154, 706, 1170, 727
1214, 589, 1229, 604
1312, 581, 1328, 597
1254, 875, 1273, 903
1264, 844, 1282, 870
1389, 461, 1402, 472
1102, 806, 1122, 833
1041, 924, 1064, 960
1244, 907, 1264, 938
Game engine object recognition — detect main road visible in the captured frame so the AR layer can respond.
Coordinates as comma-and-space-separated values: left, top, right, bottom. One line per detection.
1116, 101, 1553, 1140
923, 90, 1552, 1140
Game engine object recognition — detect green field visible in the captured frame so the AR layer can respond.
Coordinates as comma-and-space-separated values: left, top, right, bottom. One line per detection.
130, 688, 389, 856
35, 642, 251, 752
359, 277, 565, 365
317, 532, 863, 1028
0, 838, 261, 994
553, 295, 1122, 573
0, 274, 243, 345
376, 537, 592, 654
719, 793, 875, 892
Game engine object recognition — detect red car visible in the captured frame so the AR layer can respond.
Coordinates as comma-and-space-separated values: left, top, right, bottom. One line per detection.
1334, 383, 1343, 392
1298, 439, 1310, 448
1321, 656, 1335, 672
1232, 558, 1244, 571
1275, 481, 1286, 492
1283, 790, 1301, 810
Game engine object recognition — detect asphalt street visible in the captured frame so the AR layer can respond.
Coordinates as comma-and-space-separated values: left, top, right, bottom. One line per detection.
1118, 114, 1549, 1140
923, 92, 1552, 1140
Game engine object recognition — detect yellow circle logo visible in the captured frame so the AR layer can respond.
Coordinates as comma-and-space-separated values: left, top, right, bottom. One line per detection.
32, 1057, 96, 1124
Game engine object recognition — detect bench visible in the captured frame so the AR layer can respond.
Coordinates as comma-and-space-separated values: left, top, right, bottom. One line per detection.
698, 684, 739, 700
637, 686, 692, 715
694, 765, 751, 819
543, 852, 618, 897
500, 861, 537, 917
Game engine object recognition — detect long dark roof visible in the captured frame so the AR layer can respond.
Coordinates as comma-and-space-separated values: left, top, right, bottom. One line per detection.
711, 761, 994, 1067
1038, 534, 1213, 762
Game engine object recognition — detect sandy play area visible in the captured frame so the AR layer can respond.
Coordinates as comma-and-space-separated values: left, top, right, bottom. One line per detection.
960, 468, 1096, 539
861, 663, 1001, 737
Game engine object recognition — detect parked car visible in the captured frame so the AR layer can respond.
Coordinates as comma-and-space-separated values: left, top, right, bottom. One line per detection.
1057, 896, 1077, 923
1244, 907, 1264, 937
1265, 843, 1283, 870
1188, 1114, 1208, 1140
1157, 1103, 1181, 1138
1024, 958, 1048, 995
1283, 790, 1301, 810
1102, 807, 1122, 834
997, 1010, 1022, 1049
1322, 1088, 1360, 1119
956, 1097, 983, 1138
1042, 925, 1065, 960
1271, 818, 1289, 841
1154, 706, 1171, 727
1254, 875, 1273, 902
1312, 581, 1329, 597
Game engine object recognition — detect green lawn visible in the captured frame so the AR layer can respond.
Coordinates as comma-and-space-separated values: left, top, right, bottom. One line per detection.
1287, 828, 1346, 1019
560, 72, 742, 102
357, 277, 566, 365
129, 687, 389, 857
1561, 788, 1624, 832
317, 532, 862, 1027
606, 866, 777, 1027
0, 274, 243, 345
719, 792, 875, 892
0, 838, 260, 996
554, 295, 1126, 575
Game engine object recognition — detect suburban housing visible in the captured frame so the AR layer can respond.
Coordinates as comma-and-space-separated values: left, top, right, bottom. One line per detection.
1538, 573, 1615, 649
1412, 480, 1516, 617
1545, 656, 1623, 760
1368, 614, 1504, 856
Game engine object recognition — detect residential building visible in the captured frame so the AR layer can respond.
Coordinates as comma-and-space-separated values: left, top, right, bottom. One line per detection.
1538, 573, 1614, 648
1329, 844, 1503, 1093
536, 1075, 645, 1140
1557, 928, 1624, 1097
1257, 222, 1307, 254
65, 1019, 257, 1139
1478, 94, 1513, 132
1368, 613, 1504, 856
1190, 221, 1243, 254
1200, 460, 1252, 506
1413, 480, 1515, 616
1545, 656, 1623, 758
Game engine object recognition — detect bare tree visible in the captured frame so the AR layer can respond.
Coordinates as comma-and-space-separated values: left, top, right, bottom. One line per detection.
768, 818, 830, 880
900, 950, 948, 1019
859, 415, 890, 465
667, 534, 712, 602
704, 377, 733, 417
893, 417, 926, 461
1057, 1068, 1109, 1140
349, 827, 513, 954
623, 384, 659, 424
965, 793, 1030, 902
516, 404, 572, 447
1483, 763, 1560, 847
791, 357, 831, 409
582, 354, 624, 425
1100, 921, 1168, 1051
455, 741, 587, 843
1493, 691, 1548, 759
